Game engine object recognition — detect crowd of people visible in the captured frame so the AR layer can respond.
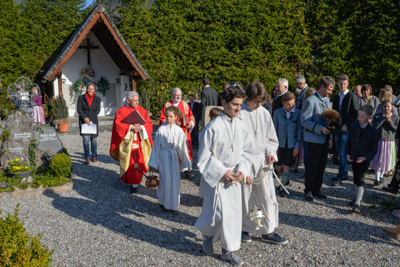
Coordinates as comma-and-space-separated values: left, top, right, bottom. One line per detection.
74, 75, 400, 266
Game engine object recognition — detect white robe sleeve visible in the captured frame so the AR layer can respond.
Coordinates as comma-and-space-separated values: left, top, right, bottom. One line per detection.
139, 125, 149, 140
197, 128, 227, 188
265, 112, 279, 160
177, 130, 191, 170
148, 129, 161, 170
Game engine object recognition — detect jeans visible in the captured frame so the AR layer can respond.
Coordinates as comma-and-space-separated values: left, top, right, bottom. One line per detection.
334, 131, 349, 180
83, 135, 97, 159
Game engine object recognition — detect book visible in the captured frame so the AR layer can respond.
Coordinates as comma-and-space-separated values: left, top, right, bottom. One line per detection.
121, 110, 146, 125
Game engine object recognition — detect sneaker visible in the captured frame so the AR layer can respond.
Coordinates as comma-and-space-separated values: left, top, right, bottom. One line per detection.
202, 235, 213, 255
92, 157, 98, 162
373, 180, 380, 186
352, 204, 361, 214
330, 178, 342, 186
221, 251, 243, 266
85, 158, 91, 165
241, 232, 252, 243
262, 232, 289, 245
304, 192, 313, 201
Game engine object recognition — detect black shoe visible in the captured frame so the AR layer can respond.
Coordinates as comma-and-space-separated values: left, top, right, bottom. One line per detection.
383, 187, 399, 194
352, 204, 361, 214
330, 178, 342, 186
130, 186, 138, 194
293, 168, 298, 174
304, 192, 313, 201
312, 191, 327, 199
279, 189, 288, 198
342, 176, 349, 181
373, 180, 380, 186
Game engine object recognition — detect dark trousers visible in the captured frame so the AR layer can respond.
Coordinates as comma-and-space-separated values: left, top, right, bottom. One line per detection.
351, 161, 369, 186
389, 162, 400, 190
304, 137, 329, 194
191, 121, 199, 145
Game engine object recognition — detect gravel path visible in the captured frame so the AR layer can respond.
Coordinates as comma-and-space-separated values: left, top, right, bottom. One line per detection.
1, 131, 400, 266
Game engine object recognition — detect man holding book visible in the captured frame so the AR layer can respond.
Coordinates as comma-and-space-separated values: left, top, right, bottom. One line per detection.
110, 91, 153, 194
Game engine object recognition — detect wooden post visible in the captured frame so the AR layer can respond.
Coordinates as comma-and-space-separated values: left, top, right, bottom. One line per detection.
131, 78, 137, 91
57, 71, 63, 97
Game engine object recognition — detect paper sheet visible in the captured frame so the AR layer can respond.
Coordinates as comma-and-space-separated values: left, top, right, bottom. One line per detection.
81, 122, 97, 134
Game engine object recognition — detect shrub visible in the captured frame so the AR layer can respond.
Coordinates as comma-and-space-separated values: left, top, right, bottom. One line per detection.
49, 153, 71, 177
53, 96, 69, 122
0, 205, 53, 266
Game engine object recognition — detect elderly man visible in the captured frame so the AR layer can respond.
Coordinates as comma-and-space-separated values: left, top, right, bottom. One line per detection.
159, 87, 195, 162
272, 78, 289, 117
295, 75, 309, 110
110, 91, 153, 194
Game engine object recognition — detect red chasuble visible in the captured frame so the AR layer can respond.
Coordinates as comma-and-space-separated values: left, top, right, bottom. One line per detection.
159, 100, 195, 161
110, 105, 153, 184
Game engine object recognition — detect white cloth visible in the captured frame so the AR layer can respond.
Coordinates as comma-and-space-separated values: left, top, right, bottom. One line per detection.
195, 113, 251, 252
148, 123, 191, 211
237, 103, 280, 234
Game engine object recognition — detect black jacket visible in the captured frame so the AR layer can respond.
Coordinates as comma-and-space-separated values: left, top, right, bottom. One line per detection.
201, 86, 218, 108
346, 123, 379, 162
332, 91, 358, 128
189, 101, 202, 123
77, 94, 101, 137
272, 92, 286, 117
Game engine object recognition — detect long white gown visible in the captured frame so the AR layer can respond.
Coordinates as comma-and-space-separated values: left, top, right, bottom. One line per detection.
148, 123, 191, 211
195, 112, 252, 252
237, 103, 280, 235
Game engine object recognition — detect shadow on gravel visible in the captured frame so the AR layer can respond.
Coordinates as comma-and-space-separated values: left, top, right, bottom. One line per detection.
280, 211, 400, 246
70, 153, 117, 165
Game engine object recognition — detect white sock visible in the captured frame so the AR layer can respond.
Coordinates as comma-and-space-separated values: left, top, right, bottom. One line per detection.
281, 173, 290, 188
354, 185, 364, 205
131, 184, 139, 188
375, 171, 382, 182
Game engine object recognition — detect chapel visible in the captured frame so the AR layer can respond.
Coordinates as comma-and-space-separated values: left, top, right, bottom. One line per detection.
42, 4, 149, 116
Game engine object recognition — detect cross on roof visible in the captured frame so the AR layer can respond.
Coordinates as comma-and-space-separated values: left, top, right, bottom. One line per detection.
78, 38, 99, 65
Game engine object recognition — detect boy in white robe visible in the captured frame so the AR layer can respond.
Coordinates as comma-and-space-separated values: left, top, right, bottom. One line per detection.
148, 106, 191, 213
195, 86, 251, 266
237, 82, 288, 245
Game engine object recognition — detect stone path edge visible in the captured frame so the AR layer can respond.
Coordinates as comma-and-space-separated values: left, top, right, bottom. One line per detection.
0, 181, 73, 198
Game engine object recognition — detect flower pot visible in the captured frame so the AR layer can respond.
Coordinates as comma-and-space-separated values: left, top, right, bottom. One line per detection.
10, 170, 32, 178
57, 121, 70, 133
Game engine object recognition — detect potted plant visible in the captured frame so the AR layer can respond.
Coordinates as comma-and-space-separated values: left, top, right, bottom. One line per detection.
53, 96, 70, 133
7, 158, 32, 177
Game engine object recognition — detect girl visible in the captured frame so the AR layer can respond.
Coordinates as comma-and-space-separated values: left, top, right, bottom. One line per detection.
371, 100, 399, 185
31, 86, 46, 125
148, 106, 191, 213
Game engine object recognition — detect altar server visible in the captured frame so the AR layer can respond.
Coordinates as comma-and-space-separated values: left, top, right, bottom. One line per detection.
195, 86, 251, 266
148, 106, 191, 213
238, 82, 288, 245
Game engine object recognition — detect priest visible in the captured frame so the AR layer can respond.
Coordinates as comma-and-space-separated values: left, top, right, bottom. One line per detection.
195, 86, 251, 266
159, 87, 195, 161
237, 82, 288, 245
110, 91, 153, 194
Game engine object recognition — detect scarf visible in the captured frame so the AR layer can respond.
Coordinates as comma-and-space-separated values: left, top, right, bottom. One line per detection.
85, 92, 95, 108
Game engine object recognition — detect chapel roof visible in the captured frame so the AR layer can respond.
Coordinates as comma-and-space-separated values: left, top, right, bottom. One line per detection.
43, 4, 150, 81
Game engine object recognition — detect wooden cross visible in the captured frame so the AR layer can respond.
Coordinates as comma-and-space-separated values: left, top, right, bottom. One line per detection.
78, 38, 99, 65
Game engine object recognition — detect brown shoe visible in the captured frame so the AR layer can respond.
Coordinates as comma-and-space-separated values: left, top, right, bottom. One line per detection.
85, 158, 91, 165
92, 157, 98, 162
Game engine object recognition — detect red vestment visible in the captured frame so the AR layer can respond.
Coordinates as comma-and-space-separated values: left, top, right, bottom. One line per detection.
159, 100, 195, 161
110, 105, 153, 184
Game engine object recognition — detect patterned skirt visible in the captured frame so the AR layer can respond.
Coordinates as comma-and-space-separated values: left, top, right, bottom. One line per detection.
32, 106, 46, 125
370, 140, 396, 172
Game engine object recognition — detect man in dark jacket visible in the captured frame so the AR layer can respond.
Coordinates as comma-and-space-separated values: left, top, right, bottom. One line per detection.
272, 78, 289, 117
77, 82, 101, 165
330, 74, 359, 185
188, 94, 201, 145
200, 77, 218, 128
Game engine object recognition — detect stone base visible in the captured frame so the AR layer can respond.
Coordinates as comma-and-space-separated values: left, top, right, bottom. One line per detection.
0, 181, 73, 198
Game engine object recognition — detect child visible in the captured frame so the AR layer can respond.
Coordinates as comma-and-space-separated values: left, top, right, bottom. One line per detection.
273, 92, 302, 197
346, 104, 379, 213
209, 107, 222, 121
31, 86, 46, 125
148, 106, 191, 213
370, 99, 399, 185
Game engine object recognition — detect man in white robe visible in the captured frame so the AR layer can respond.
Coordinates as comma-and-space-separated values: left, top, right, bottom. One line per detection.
237, 82, 288, 245
195, 86, 251, 266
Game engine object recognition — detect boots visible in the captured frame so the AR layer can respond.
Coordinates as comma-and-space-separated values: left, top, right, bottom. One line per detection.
383, 225, 400, 241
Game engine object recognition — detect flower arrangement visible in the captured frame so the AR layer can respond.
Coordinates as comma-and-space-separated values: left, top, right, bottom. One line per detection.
8, 158, 31, 174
